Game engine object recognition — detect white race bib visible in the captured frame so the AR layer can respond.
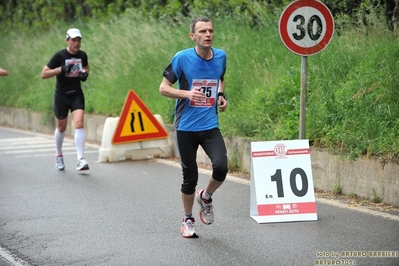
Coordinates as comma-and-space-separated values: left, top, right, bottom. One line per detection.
189, 79, 218, 107
65, 58, 83, 77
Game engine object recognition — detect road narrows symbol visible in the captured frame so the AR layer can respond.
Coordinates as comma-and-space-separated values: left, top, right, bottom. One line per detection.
112, 90, 168, 144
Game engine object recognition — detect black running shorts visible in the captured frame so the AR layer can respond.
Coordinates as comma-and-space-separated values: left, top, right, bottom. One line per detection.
53, 90, 85, 119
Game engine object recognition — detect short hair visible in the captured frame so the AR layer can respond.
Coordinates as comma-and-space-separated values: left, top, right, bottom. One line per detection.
190, 17, 213, 33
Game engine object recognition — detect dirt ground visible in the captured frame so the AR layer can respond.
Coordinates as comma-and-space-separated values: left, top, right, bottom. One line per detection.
314, 188, 399, 216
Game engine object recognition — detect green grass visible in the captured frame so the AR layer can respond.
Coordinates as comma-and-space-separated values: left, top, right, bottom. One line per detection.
372, 188, 383, 203
331, 181, 342, 195
2, 13, 399, 160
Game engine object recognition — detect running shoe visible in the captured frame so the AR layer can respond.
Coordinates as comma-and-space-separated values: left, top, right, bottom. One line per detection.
180, 217, 198, 238
55, 155, 65, 170
76, 158, 89, 171
196, 189, 214, 225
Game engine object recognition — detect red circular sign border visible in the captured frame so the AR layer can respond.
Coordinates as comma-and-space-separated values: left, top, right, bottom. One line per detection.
279, 0, 334, 56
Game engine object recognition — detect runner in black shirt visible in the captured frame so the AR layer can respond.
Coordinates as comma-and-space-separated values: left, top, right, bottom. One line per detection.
41, 28, 90, 171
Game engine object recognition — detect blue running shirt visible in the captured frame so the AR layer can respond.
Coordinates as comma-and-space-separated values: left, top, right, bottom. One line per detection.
162, 47, 226, 131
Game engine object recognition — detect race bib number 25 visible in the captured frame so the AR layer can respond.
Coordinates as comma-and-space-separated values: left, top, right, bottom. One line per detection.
189, 79, 218, 107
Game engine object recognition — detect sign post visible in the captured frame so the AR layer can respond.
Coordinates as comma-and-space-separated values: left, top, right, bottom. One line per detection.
279, 0, 334, 139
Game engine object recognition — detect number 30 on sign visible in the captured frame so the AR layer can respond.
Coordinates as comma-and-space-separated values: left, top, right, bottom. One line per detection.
250, 139, 318, 223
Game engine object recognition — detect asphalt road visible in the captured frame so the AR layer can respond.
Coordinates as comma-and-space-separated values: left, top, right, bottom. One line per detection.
0, 126, 398, 266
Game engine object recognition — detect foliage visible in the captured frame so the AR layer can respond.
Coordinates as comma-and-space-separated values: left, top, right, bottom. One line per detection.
306, 7, 399, 160
372, 188, 383, 203
2, 1, 399, 162
332, 181, 342, 195
0, 1, 397, 31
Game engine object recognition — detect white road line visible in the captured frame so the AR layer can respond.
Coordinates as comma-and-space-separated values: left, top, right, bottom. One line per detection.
1, 147, 76, 154
0, 137, 48, 142
15, 150, 98, 158
0, 144, 63, 151
0, 133, 98, 156
0, 143, 75, 153
0, 246, 29, 266
0, 131, 98, 265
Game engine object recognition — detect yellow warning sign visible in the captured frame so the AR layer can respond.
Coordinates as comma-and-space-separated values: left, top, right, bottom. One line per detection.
112, 90, 168, 144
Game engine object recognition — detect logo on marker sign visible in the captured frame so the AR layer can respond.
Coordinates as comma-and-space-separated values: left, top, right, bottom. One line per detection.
274, 144, 287, 158
251, 144, 310, 158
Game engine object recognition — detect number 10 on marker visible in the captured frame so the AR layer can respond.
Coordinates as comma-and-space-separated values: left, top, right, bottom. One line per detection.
271, 168, 309, 198
250, 140, 318, 223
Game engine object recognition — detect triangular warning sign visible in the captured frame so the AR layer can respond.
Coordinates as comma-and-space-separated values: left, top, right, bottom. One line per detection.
112, 90, 168, 144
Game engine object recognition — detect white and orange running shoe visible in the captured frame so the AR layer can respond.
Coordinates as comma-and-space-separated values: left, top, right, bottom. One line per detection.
196, 189, 214, 225
180, 217, 198, 238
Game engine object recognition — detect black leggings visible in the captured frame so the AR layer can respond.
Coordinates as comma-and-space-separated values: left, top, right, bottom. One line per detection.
176, 128, 228, 194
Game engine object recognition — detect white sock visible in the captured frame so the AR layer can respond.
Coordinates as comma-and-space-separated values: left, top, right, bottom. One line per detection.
55, 128, 65, 156
202, 189, 212, 200
75, 128, 85, 160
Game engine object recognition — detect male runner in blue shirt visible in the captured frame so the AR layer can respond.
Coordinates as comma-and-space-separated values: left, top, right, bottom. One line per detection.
159, 17, 228, 238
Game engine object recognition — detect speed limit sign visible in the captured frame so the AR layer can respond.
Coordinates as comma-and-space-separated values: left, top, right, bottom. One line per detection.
279, 0, 334, 56
250, 139, 317, 223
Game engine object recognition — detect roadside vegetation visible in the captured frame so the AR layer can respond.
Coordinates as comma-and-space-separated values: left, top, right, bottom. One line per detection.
1, 1, 399, 162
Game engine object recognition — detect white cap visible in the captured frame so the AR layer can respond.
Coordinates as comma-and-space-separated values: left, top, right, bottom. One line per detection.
66, 28, 82, 39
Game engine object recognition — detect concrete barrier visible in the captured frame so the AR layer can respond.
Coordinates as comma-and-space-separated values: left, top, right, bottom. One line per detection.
1, 106, 398, 207
98, 116, 172, 162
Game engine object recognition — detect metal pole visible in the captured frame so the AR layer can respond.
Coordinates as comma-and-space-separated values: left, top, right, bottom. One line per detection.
299, 56, 307, 139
